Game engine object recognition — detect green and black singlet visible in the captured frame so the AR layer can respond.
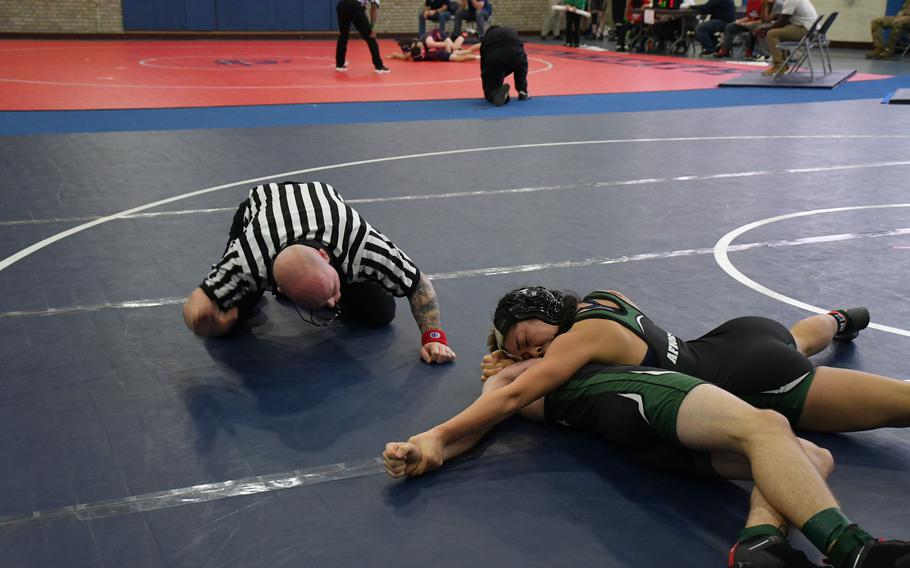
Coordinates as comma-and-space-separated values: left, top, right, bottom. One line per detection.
571, 291, 816, 424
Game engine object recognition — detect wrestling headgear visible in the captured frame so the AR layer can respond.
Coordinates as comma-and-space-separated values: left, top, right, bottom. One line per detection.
492, 287, 565, 350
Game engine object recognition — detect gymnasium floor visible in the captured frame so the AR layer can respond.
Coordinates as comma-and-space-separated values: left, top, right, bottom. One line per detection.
1, 37, 910, 567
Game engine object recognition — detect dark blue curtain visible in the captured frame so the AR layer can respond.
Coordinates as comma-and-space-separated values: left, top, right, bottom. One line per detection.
122, 0, 335, 31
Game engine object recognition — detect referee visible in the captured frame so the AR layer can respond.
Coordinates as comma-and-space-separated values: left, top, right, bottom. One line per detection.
182, 181, 455, 364
335, 0, 390, 73
480, 26, 529, 106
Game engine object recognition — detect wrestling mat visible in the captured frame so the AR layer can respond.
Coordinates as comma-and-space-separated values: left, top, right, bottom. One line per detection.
0, 39, 888, 110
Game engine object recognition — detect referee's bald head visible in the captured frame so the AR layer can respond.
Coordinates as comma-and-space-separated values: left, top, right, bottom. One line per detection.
273, 245, 341, 310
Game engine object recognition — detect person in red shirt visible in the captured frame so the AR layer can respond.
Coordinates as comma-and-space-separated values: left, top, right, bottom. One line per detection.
714, 0, 769, 58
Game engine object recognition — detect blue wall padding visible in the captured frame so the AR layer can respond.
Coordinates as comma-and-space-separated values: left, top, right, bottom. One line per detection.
122, 0, 336, 31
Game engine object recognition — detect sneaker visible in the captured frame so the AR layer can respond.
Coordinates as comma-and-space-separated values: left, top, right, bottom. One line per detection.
729, 535, 826, 568
762, 62, 788, 76
517, 91, 530, 101
829, 307, 870, 341
492, 83, 510, 107
335, 63, 348, 71
374, 66, 391, 74
865, 50, 884, 59
835, 538, 910, 568
744, 48, 753, 58
616, 45, 627, 52
714, 47, 730, 58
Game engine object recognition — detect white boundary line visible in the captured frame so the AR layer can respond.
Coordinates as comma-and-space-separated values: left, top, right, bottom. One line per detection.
713, 204, 910, 337
3, 135, 910, 275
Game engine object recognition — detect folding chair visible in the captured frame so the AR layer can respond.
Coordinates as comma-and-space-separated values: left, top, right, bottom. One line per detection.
772, 14, 824, 80
814, 12, 838, 74
899, 30, 910, 57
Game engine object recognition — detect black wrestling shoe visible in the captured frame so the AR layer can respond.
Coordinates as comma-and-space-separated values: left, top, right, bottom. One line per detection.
493, 83, 510, 106
835, 539, 910, 568
729, 535, 828, 568
829, 307, 870, 341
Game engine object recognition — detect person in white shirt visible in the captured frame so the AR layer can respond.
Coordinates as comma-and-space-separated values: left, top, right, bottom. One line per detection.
751, 0, 818, 75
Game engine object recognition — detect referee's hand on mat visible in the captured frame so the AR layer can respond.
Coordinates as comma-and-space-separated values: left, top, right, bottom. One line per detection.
183, 287, 239, 337
420, 341, 456, 364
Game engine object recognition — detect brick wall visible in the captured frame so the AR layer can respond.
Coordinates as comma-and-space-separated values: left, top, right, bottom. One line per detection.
375, 1, 551, 35
0, 0, 123, 33
0, 0, 879, 43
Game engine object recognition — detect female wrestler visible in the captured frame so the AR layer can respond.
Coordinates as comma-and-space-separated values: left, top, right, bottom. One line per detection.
382, 289, 910, 567
390, 30, 481, 62
479, 286, 910, 435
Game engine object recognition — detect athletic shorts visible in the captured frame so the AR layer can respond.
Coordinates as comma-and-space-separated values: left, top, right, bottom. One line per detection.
686, 316, 815, 425
545, 365, 716, 476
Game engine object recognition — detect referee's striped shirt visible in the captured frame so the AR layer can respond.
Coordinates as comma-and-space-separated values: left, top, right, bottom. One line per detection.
200, 181, 420, 311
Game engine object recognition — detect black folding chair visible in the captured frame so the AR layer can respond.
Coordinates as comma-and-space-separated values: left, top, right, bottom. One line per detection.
814, 12, 838, 74
772, 14, 824, 80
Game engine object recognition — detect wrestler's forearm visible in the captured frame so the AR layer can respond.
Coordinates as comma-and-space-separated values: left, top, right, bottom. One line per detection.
428, 386, 523, 454
407, 274, 443, 332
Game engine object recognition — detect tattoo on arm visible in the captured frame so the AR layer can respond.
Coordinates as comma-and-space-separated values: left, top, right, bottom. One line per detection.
408, 274, 442, 332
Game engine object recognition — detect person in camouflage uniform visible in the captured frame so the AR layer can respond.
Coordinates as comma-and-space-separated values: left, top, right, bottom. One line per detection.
868, 0, 910, 59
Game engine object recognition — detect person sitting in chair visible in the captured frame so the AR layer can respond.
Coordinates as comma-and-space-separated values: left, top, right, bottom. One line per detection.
691, 0, 736, 55
418, 0, 458, 37
867, 0, 910, 59
752, 0, 818, 76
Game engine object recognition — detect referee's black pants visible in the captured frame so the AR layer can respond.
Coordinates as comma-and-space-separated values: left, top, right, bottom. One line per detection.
335, 0, 384, 70
481, 46, 528, 101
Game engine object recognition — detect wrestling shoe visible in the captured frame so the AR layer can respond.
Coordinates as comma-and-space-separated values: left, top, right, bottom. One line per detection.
829, 307, 870, 341
729, 535, 828, 567
834, 538, 910, 568
493, 83, 510, 106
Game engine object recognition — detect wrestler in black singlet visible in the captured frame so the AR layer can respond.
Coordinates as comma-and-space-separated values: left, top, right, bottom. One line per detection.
573, 291, 815, 424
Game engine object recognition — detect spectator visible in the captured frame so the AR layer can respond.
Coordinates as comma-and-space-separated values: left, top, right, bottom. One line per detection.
612, 0, 629, 51
867, 0, 910, 59
714, 0, 766, 58
590, 0, 607, 40
691, 0, 736, 55
563, 0, 587, 47
752, 0, 818, 75
452, 0, 493, 39
541, 0, 565, 41
418, 0, 457, 37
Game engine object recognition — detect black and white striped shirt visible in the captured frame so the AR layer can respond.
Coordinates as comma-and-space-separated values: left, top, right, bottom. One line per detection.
201, 181, 420, 311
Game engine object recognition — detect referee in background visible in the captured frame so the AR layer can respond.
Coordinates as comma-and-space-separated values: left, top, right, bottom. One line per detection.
335, 0, 390, 73
480, 25, 530, 106
183, 181, 455, 365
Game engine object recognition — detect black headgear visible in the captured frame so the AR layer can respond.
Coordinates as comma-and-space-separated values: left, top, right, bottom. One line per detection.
492, 287, 565, 349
